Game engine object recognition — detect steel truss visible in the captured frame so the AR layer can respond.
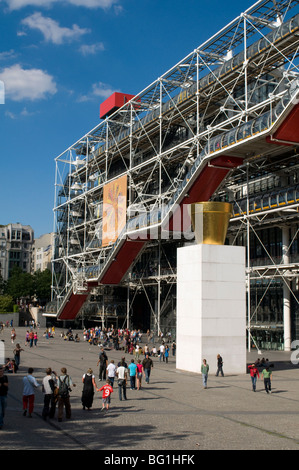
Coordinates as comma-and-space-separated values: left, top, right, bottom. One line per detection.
50, 0, 299, 338
218, 149, 299, 350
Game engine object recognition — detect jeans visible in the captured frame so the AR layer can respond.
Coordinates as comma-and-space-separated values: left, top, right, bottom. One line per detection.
130, 376, 136, 389
202, 374, 208, 388
251, 376, 257, 391
118, 382, 127, 400
14, 355, 20, 367
108, 376, 114, 388
0, 396, 7, 427
144, 368, 151, 383
99, 364, 106, 381
264, 378, 271, 393
42, 394, 56, 419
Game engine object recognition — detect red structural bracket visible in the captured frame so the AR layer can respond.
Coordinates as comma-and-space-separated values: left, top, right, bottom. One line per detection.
266, 103, 299, 146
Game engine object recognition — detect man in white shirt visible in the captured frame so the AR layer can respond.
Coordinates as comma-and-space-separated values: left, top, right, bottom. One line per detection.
42, 368, 57, 420
106, 360, 117, 388
22, 368, 40, 417
159, 343, 165, 362
116, 360, 127, 401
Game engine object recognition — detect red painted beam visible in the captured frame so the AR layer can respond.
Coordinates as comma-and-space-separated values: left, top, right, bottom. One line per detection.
267, 103, 299, 145
168, 155, 243, 231
58, 292, 89, 320
100, 240, 146, 285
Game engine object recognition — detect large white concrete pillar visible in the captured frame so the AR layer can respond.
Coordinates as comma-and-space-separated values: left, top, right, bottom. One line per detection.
176, 244, 246, 375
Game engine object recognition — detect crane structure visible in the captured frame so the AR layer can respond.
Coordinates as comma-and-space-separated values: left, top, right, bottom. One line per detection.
49, 0, 299, 349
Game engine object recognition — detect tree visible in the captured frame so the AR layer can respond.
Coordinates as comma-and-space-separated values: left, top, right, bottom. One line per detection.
0, 273, 6, 295
6, 266, 34, 301
33, 269, 52, 304
0, 295, 13, 313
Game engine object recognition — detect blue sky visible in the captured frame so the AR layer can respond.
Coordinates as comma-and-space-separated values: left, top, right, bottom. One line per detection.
0, 0, 253, 238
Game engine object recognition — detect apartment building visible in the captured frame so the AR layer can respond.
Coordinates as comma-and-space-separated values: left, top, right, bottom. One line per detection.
0, 223, 34, 281
32, 232, 54, 272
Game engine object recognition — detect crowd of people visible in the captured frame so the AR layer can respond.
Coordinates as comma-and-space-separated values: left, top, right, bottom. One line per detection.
79, 326, 177, 361
0, 325, 159, 429
200, 355, 274, 394
0, 324, 277, 432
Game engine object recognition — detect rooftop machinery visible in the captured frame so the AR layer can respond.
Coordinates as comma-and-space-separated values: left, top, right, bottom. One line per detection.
50, 0, 299, 335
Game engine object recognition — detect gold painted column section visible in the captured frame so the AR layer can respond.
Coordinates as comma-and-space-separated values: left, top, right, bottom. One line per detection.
189, 201, 232, 245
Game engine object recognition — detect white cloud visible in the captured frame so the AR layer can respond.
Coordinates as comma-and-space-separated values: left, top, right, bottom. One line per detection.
68, 0, 118, 7
21, 12, 90, 45
4, 0, 119, 10
92, 81, 118, 98
78, 81, 118, 102
0, 49, 17, 60
79, 42, 105, 56
0, 64, 57, 101
5, 107, 37, 119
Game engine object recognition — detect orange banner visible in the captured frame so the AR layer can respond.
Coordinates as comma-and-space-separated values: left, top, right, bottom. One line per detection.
102, 174, 127, 247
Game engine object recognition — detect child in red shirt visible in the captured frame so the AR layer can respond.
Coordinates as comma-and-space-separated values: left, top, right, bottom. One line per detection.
97, 379, 113, 411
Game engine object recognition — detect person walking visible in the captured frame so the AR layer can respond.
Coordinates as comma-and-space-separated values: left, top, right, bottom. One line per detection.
11, 328, 16, 344
128, 359, 137, 390
13, 344, 24, 369
116, 359, 127, 401
42, 368, 57, 420
56, 367, 76, 422
81, 368, 97, 410
201, 359, 209, 389
0, 366, 8, 429
248, 363, 260, 392
97, 347, 108, 382
28, 330, 34, 348
106, 360, 117, 388
159, 343, 165, 362
136, 359, 144, 390
164, 345, 169, 363
216, 354, 224, 377
22, 368, 40, 417
142, 354, 153, 384
261, 366, 272, 394
97, 379, 114, 411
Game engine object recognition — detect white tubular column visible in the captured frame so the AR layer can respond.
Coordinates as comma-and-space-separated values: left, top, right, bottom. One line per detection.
282, 226, 291, 352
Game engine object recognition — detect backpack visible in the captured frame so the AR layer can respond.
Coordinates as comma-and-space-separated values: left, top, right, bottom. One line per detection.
58, 376, 70, 398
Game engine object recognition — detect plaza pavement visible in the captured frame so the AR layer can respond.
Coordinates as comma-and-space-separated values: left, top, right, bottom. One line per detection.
1, 325, 299, 452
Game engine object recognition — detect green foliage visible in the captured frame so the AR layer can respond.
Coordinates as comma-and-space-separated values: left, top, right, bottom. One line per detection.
2, 267, 52, 304
0, 273, 6, 295
0, 295, 14, 313
6, 266, 34, 300
33, 269, 52, 303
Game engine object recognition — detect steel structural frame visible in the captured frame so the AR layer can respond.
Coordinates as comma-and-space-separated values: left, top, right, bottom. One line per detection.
218, 151, 299, 351
51, 0, 299, 330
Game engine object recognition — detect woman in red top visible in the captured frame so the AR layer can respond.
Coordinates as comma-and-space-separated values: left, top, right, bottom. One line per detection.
248, 364, 260, 392
136, 360, 144, 390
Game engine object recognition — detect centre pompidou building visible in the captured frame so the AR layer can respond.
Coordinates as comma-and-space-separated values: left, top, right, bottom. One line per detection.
48, 0, 299, 351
